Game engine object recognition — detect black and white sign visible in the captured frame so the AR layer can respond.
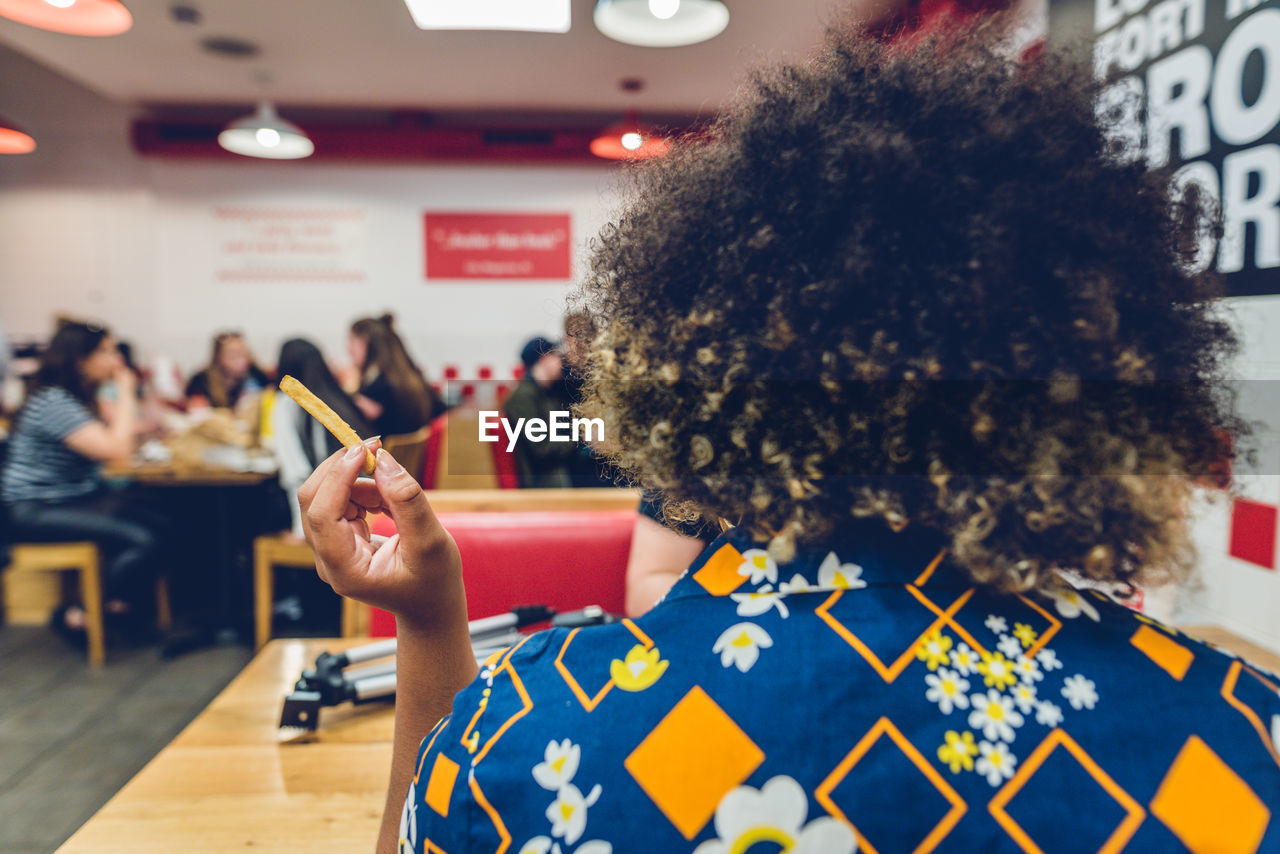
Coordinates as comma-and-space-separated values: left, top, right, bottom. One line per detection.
1050, 0, 1279, 296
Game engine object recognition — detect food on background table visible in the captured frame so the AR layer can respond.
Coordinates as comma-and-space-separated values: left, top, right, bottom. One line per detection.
279, 375, 377, 475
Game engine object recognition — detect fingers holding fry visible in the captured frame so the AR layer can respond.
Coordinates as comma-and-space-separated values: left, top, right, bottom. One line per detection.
279, 374, 376, 475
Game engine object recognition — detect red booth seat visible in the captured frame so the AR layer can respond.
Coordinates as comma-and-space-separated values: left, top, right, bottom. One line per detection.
368, 510, 635, 635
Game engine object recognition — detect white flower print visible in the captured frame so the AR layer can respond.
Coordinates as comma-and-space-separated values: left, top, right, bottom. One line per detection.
692, 775, 856, 854
518, 838, 559, 854
985, 615, 1009, 634
925, 668, 971, 714
1015, 654, 1043, 684
1035, 700, 1064, 727
997, 634, 1023, 660
1272, 715, 1280, 755
533, 739, 580, 791
546, 782, 602, 845
576, 843, 613, 854
778, 573, 812, 594
969, 689, 1024, 742
1062, 674, 1099, 710
1011, 682, 1039, 715
1049, 588, 1100, 621
398, 781, 418, 854
976, 741, 1018, 787
737, 549, 778, 585
731, 585, 790, 619
817, 552, 867, 590
949, 642, 979, 676
1035, 648, 1063, 672
713, 622, 773, 673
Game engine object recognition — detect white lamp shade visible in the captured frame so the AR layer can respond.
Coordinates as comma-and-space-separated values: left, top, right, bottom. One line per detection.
218, 102, 314, 160
593, 0, 728, 47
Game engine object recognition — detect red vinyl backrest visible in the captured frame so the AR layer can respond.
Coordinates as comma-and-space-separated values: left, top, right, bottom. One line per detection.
367, 509, 635, 635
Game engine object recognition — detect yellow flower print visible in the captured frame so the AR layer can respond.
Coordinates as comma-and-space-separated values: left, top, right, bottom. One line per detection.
610, 644, 669, 692
915, 629, 953, 671
976, 650, 1018, 691
1012, 623, 1038, 649
937, 730, 978, 773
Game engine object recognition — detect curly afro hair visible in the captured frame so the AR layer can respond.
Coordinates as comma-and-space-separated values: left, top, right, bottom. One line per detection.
574, 22, 1241, 593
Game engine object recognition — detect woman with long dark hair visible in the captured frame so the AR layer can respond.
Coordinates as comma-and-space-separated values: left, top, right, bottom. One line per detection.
271, 338, 372, 536
185, 331, 270, 410
348, 315, 444, 436
1, 320, 168, 640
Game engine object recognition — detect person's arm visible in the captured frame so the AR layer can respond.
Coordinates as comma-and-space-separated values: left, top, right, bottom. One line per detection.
354, 393, 383, 422
626, 514, 707, 616
297, 443, 478, 854
64, 368, 138, 463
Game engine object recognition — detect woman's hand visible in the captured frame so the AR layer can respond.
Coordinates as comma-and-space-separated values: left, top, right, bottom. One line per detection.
298, 441, 462, 629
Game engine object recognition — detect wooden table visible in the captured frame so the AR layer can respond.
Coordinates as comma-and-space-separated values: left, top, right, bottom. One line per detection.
57, 638, 393, 854
56, 627, 1280, 853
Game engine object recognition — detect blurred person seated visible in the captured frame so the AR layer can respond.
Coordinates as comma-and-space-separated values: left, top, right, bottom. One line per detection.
502, 336, 576, 488
561, 311, 616, 487
0, 321, 171, 643
272, 338, 373, 538
349, 314, 444, 436
295, 24, 1280, 854
185, 331, 270, 412
98, 341, 165, 438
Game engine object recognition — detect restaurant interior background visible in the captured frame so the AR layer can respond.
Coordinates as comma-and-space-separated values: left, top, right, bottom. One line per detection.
1, 0, 1279, 643
0, 0, 1277, 745
0, 0, 1278, 850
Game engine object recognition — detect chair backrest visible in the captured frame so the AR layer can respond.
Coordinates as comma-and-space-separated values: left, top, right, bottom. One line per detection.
423, 409, 518, 490
380, 425, 429, 485
367, 508, 635, 635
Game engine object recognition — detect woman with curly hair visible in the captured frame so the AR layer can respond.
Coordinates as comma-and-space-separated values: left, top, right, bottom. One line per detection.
295, 23, 1279, 854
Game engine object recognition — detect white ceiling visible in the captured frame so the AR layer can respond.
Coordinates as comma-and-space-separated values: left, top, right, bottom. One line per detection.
0, 0, 859, 117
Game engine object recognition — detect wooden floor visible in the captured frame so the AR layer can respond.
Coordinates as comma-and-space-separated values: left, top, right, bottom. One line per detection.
0, 626, 251, 854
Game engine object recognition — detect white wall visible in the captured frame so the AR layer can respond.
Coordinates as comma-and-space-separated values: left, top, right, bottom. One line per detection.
0, 161, 619, 380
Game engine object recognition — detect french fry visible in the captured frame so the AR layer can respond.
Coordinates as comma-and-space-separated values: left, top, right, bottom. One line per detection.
278, 375, 376, 475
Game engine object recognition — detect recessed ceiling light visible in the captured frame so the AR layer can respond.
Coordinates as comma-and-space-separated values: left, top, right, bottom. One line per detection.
402, 0, 570, 33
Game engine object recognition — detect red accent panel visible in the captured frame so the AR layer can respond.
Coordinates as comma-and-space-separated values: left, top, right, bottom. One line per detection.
424, 212, 571, 280
1229, 499, 1278, 569
366, 509, 635, 636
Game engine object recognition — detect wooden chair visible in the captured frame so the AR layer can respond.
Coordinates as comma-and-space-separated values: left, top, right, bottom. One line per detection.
380, 426, 429, 485
252, 534, 366, 649
1, 541, 171, 666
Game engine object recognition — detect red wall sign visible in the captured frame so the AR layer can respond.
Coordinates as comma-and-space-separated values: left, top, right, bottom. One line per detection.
424, 212, 571, 280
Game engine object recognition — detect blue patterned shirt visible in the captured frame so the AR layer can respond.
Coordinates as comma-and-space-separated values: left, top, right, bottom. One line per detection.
400, 521, 1280, 853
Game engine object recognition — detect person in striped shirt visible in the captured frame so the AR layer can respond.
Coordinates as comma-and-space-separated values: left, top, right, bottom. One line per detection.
1, 321, 167, 642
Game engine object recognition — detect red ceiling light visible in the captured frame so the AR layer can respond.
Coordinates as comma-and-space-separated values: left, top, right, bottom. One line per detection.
0, 0, 132, 36
0, 116, 36, 154
590, 113, 670, 161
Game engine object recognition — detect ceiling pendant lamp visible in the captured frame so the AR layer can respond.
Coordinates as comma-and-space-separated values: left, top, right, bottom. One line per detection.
593, 0, 728, 47
0, 0, 132, 36
217, 102, 314, 160
0, 116, 36, 154
591, 113, 670, 161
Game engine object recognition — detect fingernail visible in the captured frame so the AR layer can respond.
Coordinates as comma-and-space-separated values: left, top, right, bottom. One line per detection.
344, 444, 366, 461
375, 448, 401, 475
364, 436, 381, 446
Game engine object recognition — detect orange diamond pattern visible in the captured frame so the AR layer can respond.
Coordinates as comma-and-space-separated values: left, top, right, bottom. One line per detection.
691, 544, 749, 596
815, 716, 966, 854
425, 753, 460, 818
1221, 661, 1280, 770
554, 619, 655, 712
1151, 735, 1270, 853
989, 728, 1145, 854
1129, 625, 1193, 681
624, 686, 764, 840
817, 587, 976, 683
